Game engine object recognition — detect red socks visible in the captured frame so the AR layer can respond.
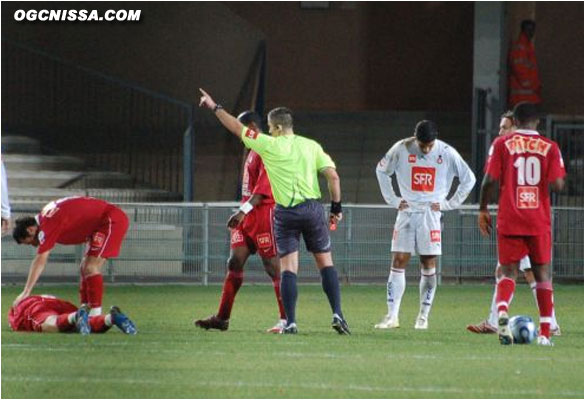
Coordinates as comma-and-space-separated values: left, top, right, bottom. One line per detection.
56, 313, 75, 332
536, 281, 554, 338
272, 277, 286, 319
85, 274, 104, 312
79, 277, 89, 304
217, 271, 244, 320
89, 316, 111, 333
496, 277, 516, 313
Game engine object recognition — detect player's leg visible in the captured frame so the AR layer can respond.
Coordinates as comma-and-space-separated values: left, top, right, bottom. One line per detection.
39, 305, 90, 334
195, 246, 250, 331
261, 256, 287, 333
302, 200, 349, 334
376, 211, 414, 329
528, 232, 555, 345
415, 255, 437, 330
80, 256, 108, 316
375, 251, 410, 329
91, 306, 137, 334
522, 263, 560, 335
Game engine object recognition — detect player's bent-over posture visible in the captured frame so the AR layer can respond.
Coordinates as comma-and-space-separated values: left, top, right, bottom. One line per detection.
375, 120, 476, 330
199, 89, 350, 335
478, 102, 565, 346
467, 111, 560, 335
8, 295, 136, 335
195, 111, 287, 333
12, 196, 129, 316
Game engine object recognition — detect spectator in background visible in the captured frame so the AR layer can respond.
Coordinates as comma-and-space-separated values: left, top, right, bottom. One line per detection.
1, 158, 11, 235
508, 20, 541, 108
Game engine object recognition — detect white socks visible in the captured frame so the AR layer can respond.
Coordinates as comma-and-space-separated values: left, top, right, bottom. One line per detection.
387, 268, 406, 319
419, 268, 437, 318
89, 307, 102, 316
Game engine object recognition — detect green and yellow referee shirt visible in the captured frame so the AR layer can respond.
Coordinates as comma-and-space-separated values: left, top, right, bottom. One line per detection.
240, 126, 335, 207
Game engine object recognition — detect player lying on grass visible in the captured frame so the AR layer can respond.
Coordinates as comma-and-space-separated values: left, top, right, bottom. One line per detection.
468, 111, 560, 336
199, 88, 350, 335
478, 102, 565, 346
8, 295, 137, 335
195, 111, 287, 333
375, 120, 476, 330
12, 196, 129, 317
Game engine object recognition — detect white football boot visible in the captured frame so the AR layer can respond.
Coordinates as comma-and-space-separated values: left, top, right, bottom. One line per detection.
498, 311, 513, 345
414, 314, 428, 330
266, 319, 287, 334
374, 314, 399, 329
537, 335, 554, 346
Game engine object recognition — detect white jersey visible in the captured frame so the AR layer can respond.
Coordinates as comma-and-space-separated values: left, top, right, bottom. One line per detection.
376, 138, 476, 211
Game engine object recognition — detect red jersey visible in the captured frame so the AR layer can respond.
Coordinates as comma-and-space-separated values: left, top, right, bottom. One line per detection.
35, 197, 119, 254
241, 150, 274, 205
8, 295, 77, 331
485, 130, 566, 235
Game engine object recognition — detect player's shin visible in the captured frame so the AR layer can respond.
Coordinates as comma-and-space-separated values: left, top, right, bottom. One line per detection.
320, 266, 343, 318
387, 268, 406, 319
535, 281, 554, 338
217, 270, 244, 320
271, 276, 286, 319
89, 315, 112, 333
418, 268, 437, 318
55, 312, 76, 332
495, 277, 516, 314
280, 270, 298, 325
85, 274, 104, 315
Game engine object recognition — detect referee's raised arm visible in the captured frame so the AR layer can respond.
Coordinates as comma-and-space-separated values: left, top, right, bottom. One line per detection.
199, 88, 245, 139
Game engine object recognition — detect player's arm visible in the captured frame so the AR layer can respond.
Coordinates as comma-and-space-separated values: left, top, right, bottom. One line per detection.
548, 145, 566, 193
13, 251, 51, 306
375, 142, 403, 209
478, 173, 497, 236
227, 194, 266, 229
320, 167, 342, 224
439, 148, 477, 211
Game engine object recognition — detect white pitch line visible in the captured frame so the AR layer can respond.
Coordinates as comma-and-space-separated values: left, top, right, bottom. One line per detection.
2, 375, 582, 397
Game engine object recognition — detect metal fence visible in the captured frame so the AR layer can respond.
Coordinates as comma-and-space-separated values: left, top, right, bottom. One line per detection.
2, 203, 582, 284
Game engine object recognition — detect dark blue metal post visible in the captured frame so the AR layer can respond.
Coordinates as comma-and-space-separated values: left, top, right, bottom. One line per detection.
183, 105, 195, 201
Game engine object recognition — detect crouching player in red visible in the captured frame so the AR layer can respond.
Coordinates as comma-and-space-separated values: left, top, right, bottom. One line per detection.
195, 111, 286, 333
8, 295, 136, 335
12, 196, 129, 317
478, 102, 565, 346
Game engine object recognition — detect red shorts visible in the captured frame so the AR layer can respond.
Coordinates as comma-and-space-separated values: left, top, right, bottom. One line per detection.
230, 204, 276, 258
85, 207, 129, 258
498, 231, 551, 265
9, 296, 78, 332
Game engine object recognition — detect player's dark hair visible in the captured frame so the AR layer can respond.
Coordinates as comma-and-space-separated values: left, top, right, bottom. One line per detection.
12, 216, 37, 243
237, 110, 262, 130
267, 107, 294, 130
414, 120, 438, 143
513, 102, 540, 126
521, 19, 535, 31
501, 110, 514, 120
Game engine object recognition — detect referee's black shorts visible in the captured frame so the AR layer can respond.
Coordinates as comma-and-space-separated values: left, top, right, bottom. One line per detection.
273, 199, 331, 257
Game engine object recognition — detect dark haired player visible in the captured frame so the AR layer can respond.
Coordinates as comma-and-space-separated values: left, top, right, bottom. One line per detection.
479, 102, 565, 346
375, 120, 476, 330
12, 197, 129, 317
195, 111, 286, 333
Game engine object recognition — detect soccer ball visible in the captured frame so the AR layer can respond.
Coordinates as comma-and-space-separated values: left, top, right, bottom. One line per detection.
509, 315, 537, 344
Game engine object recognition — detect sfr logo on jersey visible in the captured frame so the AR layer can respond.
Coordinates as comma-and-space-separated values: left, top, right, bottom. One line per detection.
230, 230, 244, 245
244, 129, 259, 140
430, 230, 441, 243
517, 186, 539, 209
256, 233, 273, 249
408, 154, 416, 163
91, 232, 106, 248
411, 167, 436, 192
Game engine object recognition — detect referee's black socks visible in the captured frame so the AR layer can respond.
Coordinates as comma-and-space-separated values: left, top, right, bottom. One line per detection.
320, 266, 343, 319
281, 271, 298, 325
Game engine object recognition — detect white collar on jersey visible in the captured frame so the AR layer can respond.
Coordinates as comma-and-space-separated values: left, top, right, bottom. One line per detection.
35, 214, 40, 224
514, 129, 540, 136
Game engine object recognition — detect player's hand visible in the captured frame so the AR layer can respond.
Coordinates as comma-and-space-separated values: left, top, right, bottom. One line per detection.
1, 218, 10, 236
329, 213, 342, 231
13, 291, 30, 307
398, 200, 409, 211
478, 210, 492, 237
227, 211, 245, 229
430, 203, 440, 211
198, 88, 216, 110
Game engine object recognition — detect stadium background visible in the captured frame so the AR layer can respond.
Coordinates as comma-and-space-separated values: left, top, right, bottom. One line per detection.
1, 1, 583, 283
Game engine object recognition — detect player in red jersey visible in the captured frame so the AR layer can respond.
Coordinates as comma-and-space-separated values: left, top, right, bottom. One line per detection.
8, 294, 136, 335
478, 102, 566, 346
195, 111, 286, 333
12, 197, 129, 317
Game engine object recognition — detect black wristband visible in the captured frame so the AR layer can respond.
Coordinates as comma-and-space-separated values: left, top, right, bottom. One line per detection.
330, 201, 342, 215
213, 104, 224, 112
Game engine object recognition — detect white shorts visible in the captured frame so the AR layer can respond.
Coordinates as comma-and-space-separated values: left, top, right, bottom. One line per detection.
497, 255, 531, 272
391, 209, 442, 256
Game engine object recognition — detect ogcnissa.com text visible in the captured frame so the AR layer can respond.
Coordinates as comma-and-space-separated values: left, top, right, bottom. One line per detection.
14, 9, 141, 22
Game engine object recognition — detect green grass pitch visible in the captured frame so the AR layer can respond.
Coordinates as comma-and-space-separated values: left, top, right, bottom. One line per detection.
2, 284, 583, 398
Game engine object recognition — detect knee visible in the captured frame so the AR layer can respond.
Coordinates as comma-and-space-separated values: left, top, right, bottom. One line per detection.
392, 254, 409, 268
227, 256, 244, 272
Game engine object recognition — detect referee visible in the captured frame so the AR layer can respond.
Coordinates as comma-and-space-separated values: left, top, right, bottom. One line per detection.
199, 89, 350, 335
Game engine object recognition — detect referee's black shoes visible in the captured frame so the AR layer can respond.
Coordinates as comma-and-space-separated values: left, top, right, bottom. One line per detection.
332, 314, 351, 335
